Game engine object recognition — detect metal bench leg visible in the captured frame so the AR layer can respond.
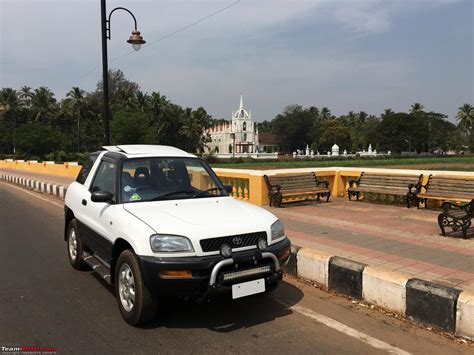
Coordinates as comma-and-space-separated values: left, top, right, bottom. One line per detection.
438, 214, 447, 237
326, 191, 331, 203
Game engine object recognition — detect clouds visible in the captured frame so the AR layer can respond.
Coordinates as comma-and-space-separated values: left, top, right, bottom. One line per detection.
0, 0, 471, 122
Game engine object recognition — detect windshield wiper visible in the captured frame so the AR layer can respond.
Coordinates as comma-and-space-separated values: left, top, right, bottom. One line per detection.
148, 190, 194, 201
193, 187, 224, 198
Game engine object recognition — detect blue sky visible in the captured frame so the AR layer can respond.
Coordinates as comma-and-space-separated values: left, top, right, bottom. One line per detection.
1, 0, 473, 122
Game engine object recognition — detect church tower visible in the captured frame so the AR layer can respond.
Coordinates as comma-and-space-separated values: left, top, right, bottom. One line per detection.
231, 93, 258, 153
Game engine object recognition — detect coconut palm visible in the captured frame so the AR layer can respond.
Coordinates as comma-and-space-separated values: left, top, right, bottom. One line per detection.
456, 103, 473, 134
135, 91, 149, 113
410, 103, 424, 114
19, 86, 33, 109
381, 108, 394, 119
320, 107, 331, 121
31, 86, 57, 123
67, 87, 85, 152
0, 88, 20, 114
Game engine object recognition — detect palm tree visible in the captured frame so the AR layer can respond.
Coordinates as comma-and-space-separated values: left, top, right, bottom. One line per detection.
410, 103, 424, 114
19, 86, 33, 109
456, 103, 473, 134
358, 111, 368, 123
135, 91, 149, 113
381, 108, 394, 119
31, 86, 57, 123
66, 87, 85, 152
320, 107, 331, 121
0, 88, 20, 156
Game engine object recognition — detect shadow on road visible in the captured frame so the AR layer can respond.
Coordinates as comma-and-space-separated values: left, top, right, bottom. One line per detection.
140, 281, 304, 332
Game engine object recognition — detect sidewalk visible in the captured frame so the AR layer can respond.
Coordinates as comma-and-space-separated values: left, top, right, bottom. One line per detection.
269, 200, 474, 293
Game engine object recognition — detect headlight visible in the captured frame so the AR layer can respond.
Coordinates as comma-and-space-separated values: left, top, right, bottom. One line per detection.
271, 220, 285, 241
150, 234, 194, 253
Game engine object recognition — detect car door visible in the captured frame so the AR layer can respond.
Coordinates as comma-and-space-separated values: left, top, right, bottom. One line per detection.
78, 158, 119, 263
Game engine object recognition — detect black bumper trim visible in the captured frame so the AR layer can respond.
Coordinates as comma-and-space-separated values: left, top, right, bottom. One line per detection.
138, 237, 291, 297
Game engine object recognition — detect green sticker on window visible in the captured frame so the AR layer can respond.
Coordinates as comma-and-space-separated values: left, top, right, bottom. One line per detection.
130, 193, 141, 201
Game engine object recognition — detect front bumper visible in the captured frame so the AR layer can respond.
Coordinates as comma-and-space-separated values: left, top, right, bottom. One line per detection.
138, 237, 291, 299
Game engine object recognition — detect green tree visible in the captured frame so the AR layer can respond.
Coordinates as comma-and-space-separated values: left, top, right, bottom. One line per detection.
16, 121, 61, 158
31, 86, 57, 123
456, 103, 473, 134
66, 87, 85, 152
110, 111, 148, 145
409, 102, 424, 114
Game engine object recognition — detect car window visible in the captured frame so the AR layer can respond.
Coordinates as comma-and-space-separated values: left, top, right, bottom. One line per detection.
76, 154, 98, 185
121, 158, 226, 202
90, 161, 117, 200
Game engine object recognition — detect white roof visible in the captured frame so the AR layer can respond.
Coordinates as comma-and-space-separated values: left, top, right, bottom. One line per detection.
102, 145, 196, 158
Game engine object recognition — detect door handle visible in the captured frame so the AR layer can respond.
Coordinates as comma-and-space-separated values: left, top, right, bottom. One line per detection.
82, 199, 87, 206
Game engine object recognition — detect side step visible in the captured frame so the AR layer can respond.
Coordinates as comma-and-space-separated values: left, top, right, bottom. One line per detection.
82, 251, 112, 285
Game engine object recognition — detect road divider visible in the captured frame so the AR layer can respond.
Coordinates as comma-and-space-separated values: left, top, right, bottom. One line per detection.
1, 172, 472, 340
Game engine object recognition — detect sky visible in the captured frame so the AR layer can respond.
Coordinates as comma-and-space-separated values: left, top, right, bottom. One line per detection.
1, 0, 473, 123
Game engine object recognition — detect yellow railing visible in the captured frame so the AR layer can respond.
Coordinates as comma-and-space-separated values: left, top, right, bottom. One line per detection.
1, 159, 473, 206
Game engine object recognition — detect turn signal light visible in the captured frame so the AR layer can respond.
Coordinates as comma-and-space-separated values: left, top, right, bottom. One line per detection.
159, 270, 193, 279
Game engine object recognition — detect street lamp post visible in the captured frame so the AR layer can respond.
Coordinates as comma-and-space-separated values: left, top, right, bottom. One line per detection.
101, 0, 145, 145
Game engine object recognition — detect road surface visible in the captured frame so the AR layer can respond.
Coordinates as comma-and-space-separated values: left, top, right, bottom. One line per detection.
0, 182, 471, 354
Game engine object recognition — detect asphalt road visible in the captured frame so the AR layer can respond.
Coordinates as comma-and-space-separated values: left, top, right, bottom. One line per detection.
0, 182, 471, 354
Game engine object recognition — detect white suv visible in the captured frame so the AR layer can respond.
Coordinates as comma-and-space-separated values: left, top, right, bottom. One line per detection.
64, 145, 291, 325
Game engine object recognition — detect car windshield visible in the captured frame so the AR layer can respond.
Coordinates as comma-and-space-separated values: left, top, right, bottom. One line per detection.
120, 157, 228, 203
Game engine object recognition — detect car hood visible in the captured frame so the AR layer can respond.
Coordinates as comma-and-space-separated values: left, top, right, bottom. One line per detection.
122, 197, 277, 240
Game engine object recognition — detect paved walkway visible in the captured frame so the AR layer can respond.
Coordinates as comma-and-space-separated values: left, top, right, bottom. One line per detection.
269, 199, 474, 292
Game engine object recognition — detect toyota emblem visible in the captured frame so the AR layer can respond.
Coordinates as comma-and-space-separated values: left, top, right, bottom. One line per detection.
232, 236, 243, 246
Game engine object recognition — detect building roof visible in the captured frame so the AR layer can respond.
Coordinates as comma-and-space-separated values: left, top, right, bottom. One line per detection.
102, 145, 196, 158
259, 132, 282, 145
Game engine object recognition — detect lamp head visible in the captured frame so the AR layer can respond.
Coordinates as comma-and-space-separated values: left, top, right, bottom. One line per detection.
127, 30, 146, 51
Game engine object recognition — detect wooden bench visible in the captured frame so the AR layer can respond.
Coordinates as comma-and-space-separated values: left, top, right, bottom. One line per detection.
417, 175, 474, 208
347, 172, 423, 208
438, 200, 474, 239
264, 172, 331, 207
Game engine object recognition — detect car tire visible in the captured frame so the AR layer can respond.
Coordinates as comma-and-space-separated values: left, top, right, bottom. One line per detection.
67, 219, 87, 270
115, 249, 158, 326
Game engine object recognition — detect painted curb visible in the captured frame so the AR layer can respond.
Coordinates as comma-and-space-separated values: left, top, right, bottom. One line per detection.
297, 248, 331, 287
0, 173, 67, 201
329, 256, 366, 299
456, 291, 474, 340
362, 267, 409, 315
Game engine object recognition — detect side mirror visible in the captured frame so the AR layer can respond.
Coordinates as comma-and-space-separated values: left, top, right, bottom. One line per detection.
91, 191, 114, 203
224, 185, 233, 194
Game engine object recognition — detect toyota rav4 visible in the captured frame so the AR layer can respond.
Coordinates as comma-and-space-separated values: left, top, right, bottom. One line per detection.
64, 145, 291, 325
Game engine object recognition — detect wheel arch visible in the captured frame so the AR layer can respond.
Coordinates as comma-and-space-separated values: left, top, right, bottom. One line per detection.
111, 238, 134, 283
64, 206, 75, 241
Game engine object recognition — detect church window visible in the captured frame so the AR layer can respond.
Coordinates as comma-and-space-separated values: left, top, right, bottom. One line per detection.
243, 122, 247, 131
243, 133, 247, 142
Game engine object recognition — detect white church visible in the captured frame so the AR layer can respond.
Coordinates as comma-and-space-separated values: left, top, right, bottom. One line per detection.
204, 94, 259, 155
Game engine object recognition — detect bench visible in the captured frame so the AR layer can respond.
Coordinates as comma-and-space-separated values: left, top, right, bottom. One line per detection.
438, 200, 474, 239
347, 172, 423, 208
264, 172, 331, 207
417, 175, 474, 208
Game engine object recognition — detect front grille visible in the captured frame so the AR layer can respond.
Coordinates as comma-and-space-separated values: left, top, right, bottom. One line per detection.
200, 231, 267, 252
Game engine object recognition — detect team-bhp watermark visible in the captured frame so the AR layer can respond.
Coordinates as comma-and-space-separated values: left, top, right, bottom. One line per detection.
1, 345, 57, 353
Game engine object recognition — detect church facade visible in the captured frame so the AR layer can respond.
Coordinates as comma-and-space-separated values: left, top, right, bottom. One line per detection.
203, 94, 260, 155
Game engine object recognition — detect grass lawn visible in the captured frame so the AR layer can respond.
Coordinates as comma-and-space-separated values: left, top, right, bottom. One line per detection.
211, 155, 474, 171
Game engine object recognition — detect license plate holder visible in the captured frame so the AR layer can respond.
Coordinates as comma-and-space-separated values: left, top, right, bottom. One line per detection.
232, 278, 265, 299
